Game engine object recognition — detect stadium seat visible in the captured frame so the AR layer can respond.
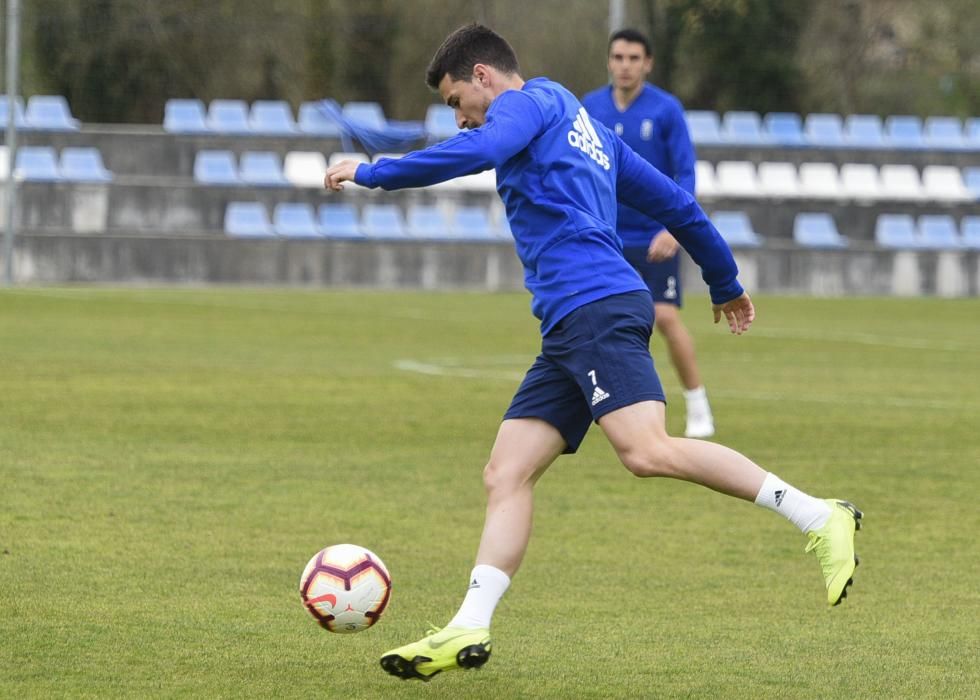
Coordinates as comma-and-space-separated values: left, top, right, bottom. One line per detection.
963, 167, 980, 200
248, 100, 298, 135
318, 203, 364, 239
406, 204, 451, 239
758, 162, 801, 198
844, 114, 886, 149
840, 163, 882, 201
452, 206, 495, 240
273, 203, 320, 238
207, 99, 251, 134
343, 102, 387, 130
694, 160, 718, 198
297, 101, 343, 137
164, 98, 208, 133
14, 146, 61, 181
362, 204, 407, 239
804, 113, 846, 148
965, 118, 980, 149
879, 165, 924, 200
25, 95, 80, 131
875, 214, 919, 248
961, 216, 980, 250
425, 104, 460, 142
763, 112, 806, 147
284, 151, 328, 188
0, 146, 8, 179
0, 95, 27, 128
224, 202, 274, 237
793, 213, 848, 248
715, 161, 761, 198
923, 116, 965, 150
798, 162, 843, 199
684, 110, 725, 146
917, 215, 961, 249
722, 111, 770, 145
239, 151, 289, 187
710, 211, 762, 247
193, 150, 241, 185
922, 165, 972, 202
60, 147, 113, 182
885, 115, 925, 149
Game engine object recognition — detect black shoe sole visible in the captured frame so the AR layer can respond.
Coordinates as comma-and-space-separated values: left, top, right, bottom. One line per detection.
380, 644, 491, 682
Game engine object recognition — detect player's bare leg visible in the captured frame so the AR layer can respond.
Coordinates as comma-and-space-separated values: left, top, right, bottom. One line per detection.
654, 302, 714, 438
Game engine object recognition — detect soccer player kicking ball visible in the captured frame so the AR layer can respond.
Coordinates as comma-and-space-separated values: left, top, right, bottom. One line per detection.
325, 23, 862, 683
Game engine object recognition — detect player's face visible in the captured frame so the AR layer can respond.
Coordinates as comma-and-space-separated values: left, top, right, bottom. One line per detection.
608, 39, 652, 91
438, 72, 493, 130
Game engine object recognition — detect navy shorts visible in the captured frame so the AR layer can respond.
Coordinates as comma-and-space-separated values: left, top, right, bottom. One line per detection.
503, 291, 666, 453
623, 246, 682, 306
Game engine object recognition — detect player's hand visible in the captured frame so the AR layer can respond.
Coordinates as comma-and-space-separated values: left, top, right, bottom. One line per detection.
324, 160, 360, 191
646, 230, 679, 262
712, 292, 755, 335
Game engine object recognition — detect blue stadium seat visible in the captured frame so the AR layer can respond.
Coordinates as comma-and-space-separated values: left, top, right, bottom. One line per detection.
425, 104, 460, 142
343, 102, 387, 130
362, 204, 407, 239
844, 114, 885, 148
239, 151, 288, 187
875, 214, 919, 248
804, 113, 846, 147
164, 98, 208, 133
406, 205, 450, 239
273, 203, 320, 238
722, 111, 769, 145
923, 117, 965, 150
193, 150, 241, 185
225, 202, 274, 237
318, 204, 364, 239
15, 146, 61, 181
249, 100, 298, 135
207, 99, 251, 134
711, 211, 762, 247
917, 215, 961, 249
685, 110, 725, 145
297, 101, 343, 137
60, 147, 112, 182
964, 168, 980, 200
793, 213, 848, 248
966, 118, 980, 149
0, 96, 27, 128
961, 216, 980, 250
763, 112, 806, 146
453, 206, 495, 240
884, 115, 925, 149
25, 95, 80, 131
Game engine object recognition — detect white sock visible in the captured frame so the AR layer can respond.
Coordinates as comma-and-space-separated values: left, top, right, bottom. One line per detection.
447, 564, 510, 630
754, 472, 832, 533
684, 386, 712, 418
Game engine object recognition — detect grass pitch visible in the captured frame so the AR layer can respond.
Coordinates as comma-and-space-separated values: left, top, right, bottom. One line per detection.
1, 288, 978, 699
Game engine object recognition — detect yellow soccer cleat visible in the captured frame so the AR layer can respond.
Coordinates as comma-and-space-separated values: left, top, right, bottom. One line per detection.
805, 499, 863, 606
380, 626, 491, 681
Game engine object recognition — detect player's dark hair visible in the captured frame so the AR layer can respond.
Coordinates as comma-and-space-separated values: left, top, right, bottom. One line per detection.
608, 28, 652, 57
425, 23, 521, 90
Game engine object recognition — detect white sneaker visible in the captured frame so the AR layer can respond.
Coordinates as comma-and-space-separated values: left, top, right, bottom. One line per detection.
683, 386, 715, 438
684, 414, 715, 439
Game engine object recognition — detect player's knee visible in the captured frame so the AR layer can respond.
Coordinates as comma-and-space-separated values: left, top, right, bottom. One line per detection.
619, 442, 678, 478
482, 457, 528, 496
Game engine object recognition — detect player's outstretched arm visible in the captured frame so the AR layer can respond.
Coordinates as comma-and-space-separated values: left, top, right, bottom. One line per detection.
713, 291, 755, 335
325, 160, 360, 192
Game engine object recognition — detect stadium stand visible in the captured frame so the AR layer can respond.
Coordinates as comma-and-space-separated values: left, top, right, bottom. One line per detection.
839, 163, 882, 201
966, 119, 980, 149
15, 146, 62, 181
0, 95, 27, 128
798, 162, 843, 199
224, 202, 274, 237
961, 216, 980, 249
318, 204, 364, 239
711, 211, 762, 247
844, 115, 886, 149
452, 206, 496, 241
194, 150, 241, 185
297, 101, 344, 137
715, 161, 761, 198
60, 147, 113, 182
722, 111, 770, 146
921, 165, 972, 202
248, 100, 298, 136
884, 115, 926, 149
406, 204, 451, 239
793, 213, 848, 248
284, 151, 328, 188
964, 168, 980, 201
362, 204, 407, 239
875, 214, 919, 248
25, 95, 80, 131
924, 117, 966, 150
342, 102, 388, 130
239, 151, 289, 187
763, 112, 806, 147
879, 165, 924, 200
164, 99, 209, 134
758, 161, 801, 198
273, 203, 320, 238
0, 146, 8, 179
425, 104, 460, 142
917, 215, 961, 249
694, 160, 718, 198
804, 113, 846, 148
206, 99, 251, 135
684, 110, 724, 146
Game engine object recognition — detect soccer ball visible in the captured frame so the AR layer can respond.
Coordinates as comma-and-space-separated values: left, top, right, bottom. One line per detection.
299, 544, 391, 633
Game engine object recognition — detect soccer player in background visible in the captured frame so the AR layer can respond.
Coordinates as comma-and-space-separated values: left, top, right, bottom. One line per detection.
583, 28, 714, 438
325, 24, 862, 683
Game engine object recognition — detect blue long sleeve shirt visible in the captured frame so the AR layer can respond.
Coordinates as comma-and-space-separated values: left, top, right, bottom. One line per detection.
582, 83, 696, 248
354, 77, 741, 334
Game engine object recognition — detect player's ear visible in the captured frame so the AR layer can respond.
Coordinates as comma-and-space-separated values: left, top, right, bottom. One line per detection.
473, 63, 491, 87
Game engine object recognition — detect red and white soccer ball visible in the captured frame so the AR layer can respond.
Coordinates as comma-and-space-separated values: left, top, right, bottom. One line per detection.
299, 544, 391, 633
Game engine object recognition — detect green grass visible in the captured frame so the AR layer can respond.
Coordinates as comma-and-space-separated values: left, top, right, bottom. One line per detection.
1, 288, 978, 699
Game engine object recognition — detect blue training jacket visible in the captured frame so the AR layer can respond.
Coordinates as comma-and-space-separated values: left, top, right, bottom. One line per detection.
354, 77, 741, 335
582, 83, 696, 248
